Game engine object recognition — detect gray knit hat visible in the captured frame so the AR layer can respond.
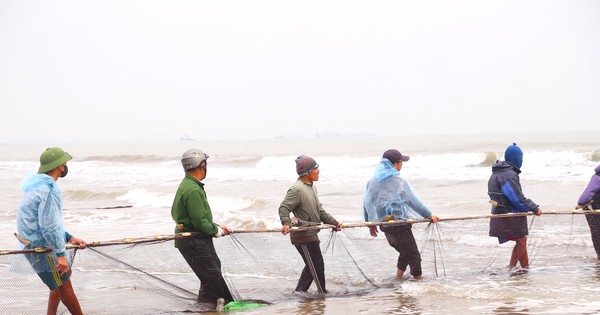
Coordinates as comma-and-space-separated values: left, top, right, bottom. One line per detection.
295, 155, 318, 176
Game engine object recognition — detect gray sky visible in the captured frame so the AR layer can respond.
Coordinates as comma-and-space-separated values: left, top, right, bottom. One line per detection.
1, 1, 599, 143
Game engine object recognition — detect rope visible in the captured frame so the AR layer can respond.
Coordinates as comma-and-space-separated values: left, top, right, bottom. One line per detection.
338, 234, 380, 289
432, 224, 447, 277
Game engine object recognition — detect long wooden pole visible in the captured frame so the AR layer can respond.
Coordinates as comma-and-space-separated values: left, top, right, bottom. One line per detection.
1, 225, 337, 255
343, 209, 600, 228
2, 209, 598, 255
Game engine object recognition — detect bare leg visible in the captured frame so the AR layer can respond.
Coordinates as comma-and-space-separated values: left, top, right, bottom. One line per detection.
509, 237, 529, 269
396, 268, 404, 279
47, 289, 60, 315
509, 245, 518, 269
57, 279, 83, 315
515, 237, 529, 268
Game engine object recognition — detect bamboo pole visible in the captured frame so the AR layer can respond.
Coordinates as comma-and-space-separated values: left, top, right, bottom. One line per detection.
230, 224, 337, 234
0, 225, 337, 255
0, 248, 52, 255
2, 209, 598, 255
342, 209, 600, 229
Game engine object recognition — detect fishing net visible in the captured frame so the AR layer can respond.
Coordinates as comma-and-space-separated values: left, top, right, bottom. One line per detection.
1, 212, 598, 314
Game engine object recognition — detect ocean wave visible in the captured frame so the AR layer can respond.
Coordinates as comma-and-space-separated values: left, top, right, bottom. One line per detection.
78, 155, 173, 163
62, 189, 125, 201
473, 152, 498, 167
77, 154, 268, 170
62, 149, 600, 173
212, 197, 282, 229
6, 149, 596, 196
222, 216, 277, 231
116, 189, 175, 208
212, 155, 264, 168
111, 188, 275, 225
591, 149, 600, 162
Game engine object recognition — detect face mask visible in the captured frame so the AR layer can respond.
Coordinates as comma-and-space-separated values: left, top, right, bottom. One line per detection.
60, 165, 69, 178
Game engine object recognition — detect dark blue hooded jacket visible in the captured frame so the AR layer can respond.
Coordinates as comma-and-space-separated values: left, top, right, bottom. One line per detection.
487, 160, 539, 240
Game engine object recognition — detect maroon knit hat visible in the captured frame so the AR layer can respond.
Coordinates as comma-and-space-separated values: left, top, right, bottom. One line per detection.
295, 155, 318, 176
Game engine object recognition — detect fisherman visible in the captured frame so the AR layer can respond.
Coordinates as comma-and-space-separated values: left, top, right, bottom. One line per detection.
16, 147, 87, 315
577, 163, 600, 259
171, 148, 234, 307
363, 149, 439, 280
488, 143, 542, 270
278, 155, 342, 293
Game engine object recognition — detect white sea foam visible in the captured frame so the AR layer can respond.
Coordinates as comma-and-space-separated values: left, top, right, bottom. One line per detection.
116, 189, 175, 208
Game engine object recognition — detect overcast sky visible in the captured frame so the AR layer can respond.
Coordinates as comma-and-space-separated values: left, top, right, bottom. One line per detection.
1, 1, 599, 143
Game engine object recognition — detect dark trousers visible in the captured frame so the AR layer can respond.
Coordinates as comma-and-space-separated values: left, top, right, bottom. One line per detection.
294, 241, 326, 293
382, 224, 422, 276
178, 237, 234, 303
585, 213, 600, 259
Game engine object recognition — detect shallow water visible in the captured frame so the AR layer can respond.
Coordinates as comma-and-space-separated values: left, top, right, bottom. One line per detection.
1, 132, 599, 314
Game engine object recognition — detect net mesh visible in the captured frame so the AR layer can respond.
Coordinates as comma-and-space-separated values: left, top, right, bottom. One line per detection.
1, 214, 597, 314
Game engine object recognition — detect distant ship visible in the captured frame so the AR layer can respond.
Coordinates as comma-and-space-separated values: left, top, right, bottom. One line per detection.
179, 135, 196, 141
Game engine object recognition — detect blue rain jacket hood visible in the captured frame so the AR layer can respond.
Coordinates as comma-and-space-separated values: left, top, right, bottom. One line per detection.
363, 158, 432, 222
15, 173, 71, 273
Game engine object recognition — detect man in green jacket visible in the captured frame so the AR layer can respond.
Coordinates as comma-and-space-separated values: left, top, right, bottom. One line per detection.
171, 148, 234, 306
279, 155, 342, 294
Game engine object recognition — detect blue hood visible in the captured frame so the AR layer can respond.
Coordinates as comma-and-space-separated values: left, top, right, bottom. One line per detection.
373, 158, 399, 181
363, 158, 432, 222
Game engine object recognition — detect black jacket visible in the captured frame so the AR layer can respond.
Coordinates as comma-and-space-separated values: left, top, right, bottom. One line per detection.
487, 161, 539, 238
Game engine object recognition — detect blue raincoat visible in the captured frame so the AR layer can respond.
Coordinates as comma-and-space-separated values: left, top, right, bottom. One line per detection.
363, 158, 432, 222
16, 174, 71, 273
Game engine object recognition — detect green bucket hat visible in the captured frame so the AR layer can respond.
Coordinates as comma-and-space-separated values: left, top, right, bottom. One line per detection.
38, 147, 73, 173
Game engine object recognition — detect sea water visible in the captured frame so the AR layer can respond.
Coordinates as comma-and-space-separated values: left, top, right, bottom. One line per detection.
1, 131, 599, 314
